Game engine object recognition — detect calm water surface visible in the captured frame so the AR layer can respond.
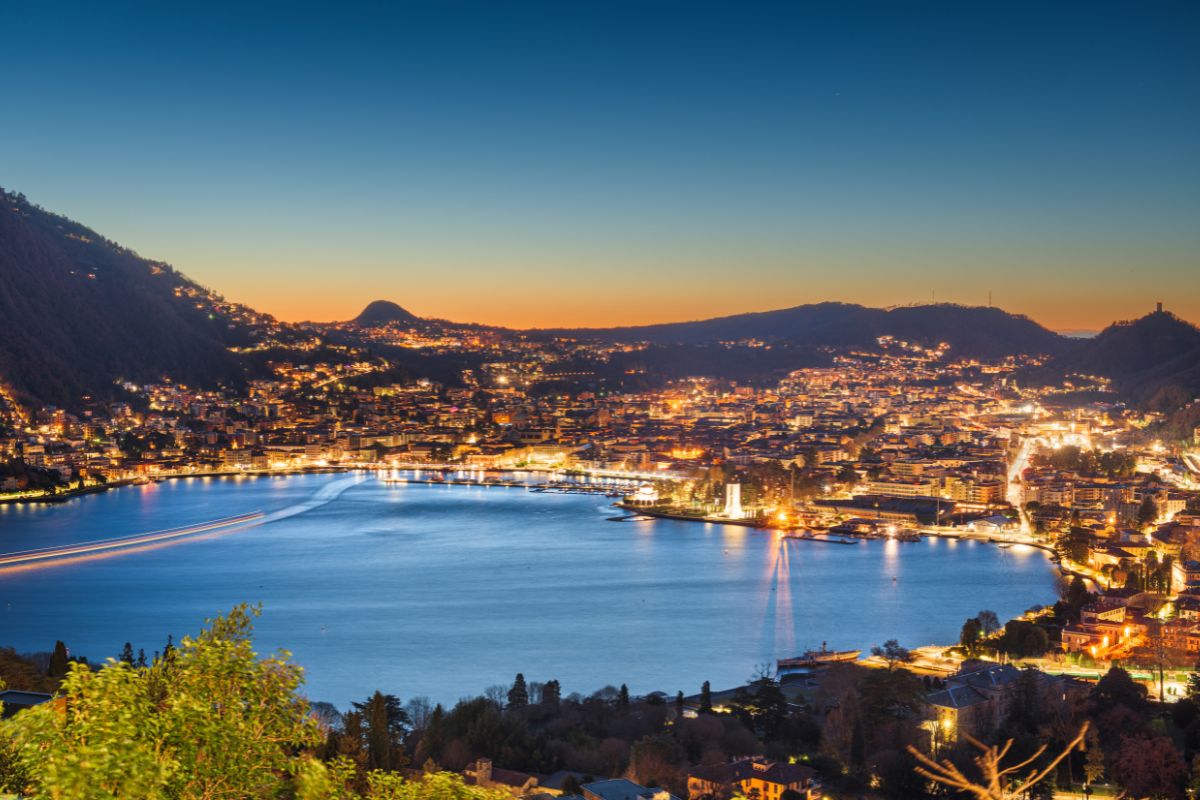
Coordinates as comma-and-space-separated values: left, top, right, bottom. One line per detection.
0, 473, 1057, 706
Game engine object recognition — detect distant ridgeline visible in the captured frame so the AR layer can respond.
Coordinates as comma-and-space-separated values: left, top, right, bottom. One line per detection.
0, 188, 256, 407
1, 187, 1197, 417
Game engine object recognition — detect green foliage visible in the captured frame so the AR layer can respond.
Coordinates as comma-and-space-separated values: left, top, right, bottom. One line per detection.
994, 619, 1050, 658
3, 604, 320, 799
352, 692, 411, 772
1033, 446, 1137, 479
293, 757, 515, 800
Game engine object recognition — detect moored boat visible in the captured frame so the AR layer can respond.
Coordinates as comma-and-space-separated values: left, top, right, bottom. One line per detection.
777, 643, 862, 670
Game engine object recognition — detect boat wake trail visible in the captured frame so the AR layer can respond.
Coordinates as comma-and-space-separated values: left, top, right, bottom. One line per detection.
258, 474, 364, 525
0, 473, 364, 573
0, 513, 265, 572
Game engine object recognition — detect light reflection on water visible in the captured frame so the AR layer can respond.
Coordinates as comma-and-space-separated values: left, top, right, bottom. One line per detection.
0, 473, 1057, 707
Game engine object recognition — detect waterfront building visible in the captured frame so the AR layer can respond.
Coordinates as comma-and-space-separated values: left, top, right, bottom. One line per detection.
721, 483, 744, 519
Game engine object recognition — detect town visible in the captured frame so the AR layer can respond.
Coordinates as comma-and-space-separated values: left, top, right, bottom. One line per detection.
5, 314, 1200, 682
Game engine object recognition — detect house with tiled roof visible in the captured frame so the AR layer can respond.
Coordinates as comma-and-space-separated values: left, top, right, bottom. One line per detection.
924, 664, 1024, 741
464, 758, 544, 797
686, 757, 818, 800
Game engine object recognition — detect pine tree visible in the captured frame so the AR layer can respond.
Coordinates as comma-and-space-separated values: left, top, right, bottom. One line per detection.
136, 649, 147, 668
618, 683, 630, 709
507, 673, 528, 709
48, 640, 69, 678
420, 704, 447, 764
699, 680, 713, 714
119, 642, 135, 665
675, 691, 684, 719
351, 691, 410, 772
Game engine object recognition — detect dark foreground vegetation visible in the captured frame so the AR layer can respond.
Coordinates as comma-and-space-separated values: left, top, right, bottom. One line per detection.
5, 605, 1200, 798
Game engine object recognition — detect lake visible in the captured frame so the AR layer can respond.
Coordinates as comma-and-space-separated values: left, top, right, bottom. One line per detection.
0, 472, 1058, 706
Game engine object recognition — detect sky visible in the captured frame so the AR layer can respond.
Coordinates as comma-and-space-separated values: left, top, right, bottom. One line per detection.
2, 1, 1198, 331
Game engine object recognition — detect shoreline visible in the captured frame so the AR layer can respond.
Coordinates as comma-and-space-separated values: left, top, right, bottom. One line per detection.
4, 470, 1066, 689
0, 462, 653, 507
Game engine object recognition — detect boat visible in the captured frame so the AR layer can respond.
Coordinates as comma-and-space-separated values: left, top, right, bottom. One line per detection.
997, 542, 1014, 549
777, 643, 862, 670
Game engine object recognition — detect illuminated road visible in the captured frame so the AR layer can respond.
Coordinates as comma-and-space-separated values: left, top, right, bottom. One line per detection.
1007, 436, 1036, 533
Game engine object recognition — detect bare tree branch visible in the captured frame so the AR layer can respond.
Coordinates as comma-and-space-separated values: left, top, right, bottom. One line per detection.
907, 722, 1089, 800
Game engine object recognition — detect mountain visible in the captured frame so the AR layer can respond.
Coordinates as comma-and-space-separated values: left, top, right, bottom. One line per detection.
0, 189, 253, 407
541, 302, 1067, 359
1062, 309, 1200, 410
352, 300, 419, 327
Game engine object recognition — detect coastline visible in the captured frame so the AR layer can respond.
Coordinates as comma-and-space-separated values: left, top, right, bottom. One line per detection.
0, 462, 670, 507
4, 471, 1065, 689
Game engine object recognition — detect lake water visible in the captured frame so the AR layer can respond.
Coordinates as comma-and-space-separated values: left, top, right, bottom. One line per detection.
0, 472, 1057, 707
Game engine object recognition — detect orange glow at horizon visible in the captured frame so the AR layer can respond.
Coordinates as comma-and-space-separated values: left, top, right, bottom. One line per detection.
242, 287, 1193, 335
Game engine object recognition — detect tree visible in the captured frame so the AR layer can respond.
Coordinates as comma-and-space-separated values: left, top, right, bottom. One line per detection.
5, 604, 322, 799
1083, 728, 1105, 786
541, 679, 560, 710
1138, 496, 1160, 528
352, 692, 410, 772
699, 681, 713, 714
293, 759, 520, 800
119, 642, 135, 665
960, 617, 983, 654
47, 640, 69, 678
1091, 666, 1148, 716
618, 684, 630, 710
1113, 735, 1186, 800
871, 639, 914, 671
909, 723, 1088, 800
976, 610, 1001, 636
507, 674, 528, 709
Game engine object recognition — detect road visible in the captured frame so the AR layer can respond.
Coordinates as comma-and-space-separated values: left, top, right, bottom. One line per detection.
1007, 435, 1037, 534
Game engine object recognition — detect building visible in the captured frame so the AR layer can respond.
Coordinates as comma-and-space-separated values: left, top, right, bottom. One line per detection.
464, 758, 543, 797
721, 483, 744, 519
924, 664, 1025, 741
687, 757, 818, 800
626, 483, 660, 506
0, 690, 54, 719
583, 779, 680, 800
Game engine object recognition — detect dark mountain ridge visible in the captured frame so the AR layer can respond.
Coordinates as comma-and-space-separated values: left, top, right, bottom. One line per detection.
1060, 309, 1200, 410
352, 300, 419, 327
0, 188, 251, 407
4, 189, 1196, 413
535, 301, 1068, 359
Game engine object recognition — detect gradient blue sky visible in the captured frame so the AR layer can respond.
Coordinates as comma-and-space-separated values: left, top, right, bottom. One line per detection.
3, 1, 1198, 329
